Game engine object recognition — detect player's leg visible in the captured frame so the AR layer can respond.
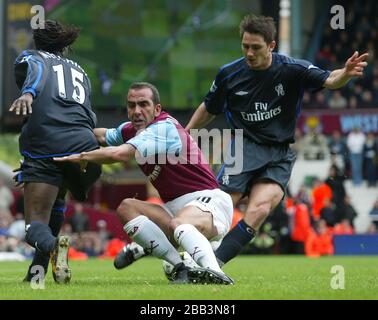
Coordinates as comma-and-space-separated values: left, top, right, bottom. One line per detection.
24, 182, 71, 284
170, 189, 234, 284
171, 206, 222, 269
116, 198, 194, 283
24, 190, 67, 282
21, 157, 72, 284
24, 182, 59, 254
114, 198, 174, 269
215, 181, 283, 266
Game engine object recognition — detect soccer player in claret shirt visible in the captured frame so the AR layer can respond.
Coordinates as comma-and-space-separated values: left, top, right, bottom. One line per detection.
55, 82, 234, 285
9, 20, 101, 283
186, 14, 369, 267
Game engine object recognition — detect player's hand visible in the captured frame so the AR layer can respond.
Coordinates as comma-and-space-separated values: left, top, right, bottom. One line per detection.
13, 160, 25, 189
9, 93, 33, 115
53, 154, 88, 172
345, 51, 369, 77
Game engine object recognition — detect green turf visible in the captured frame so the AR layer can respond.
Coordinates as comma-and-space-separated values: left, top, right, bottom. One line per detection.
0, 256, 377, 300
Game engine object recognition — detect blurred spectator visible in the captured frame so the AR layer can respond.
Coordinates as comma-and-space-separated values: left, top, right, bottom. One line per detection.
269, 202, 291, 254
311, 178, 333, 220
325, 165, 346, 222
8, 213, 25, 240
67, 203, 90, 233
314, 91, 327, 108
329, 91, 348, 109
0, 179, 14, 215
78, 236, 100, 257
295, 184, 311, 207
363, 133, 377, 187
348, 95, 358, 109
369, 199, 378, 229
361, 90, 374, 108
290, 202, 312, 254
347, 127, 366, 186
315, 44, 334, 69
96, 220, 113, 252
340, 196, 358, 228
366, 223, 377, 234
0, 210, 13, 232
290, 128, 304, 156
302, 128, 329, 160
305, 220, 334, 257
328, 130, 348, 174
333, 219, 354, 235
320, 198, 336, 227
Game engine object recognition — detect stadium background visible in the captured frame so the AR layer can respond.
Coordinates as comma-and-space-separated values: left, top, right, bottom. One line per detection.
0, 0, 377, 264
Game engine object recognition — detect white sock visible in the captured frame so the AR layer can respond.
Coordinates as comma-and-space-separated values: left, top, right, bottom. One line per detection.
174, 224, 223, 273
124, 215, 182, 266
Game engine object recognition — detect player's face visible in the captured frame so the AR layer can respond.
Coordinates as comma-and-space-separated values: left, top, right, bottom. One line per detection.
127, 88, 161, 130
241, 32, 275, 70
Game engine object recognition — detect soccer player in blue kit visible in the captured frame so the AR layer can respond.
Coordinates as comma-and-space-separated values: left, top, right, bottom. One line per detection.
186, 14, 369, 266
9, 20, 101, 283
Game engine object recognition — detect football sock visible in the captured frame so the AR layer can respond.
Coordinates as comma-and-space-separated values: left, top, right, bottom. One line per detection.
124, 215, 182, 266
174, 224, 223, 273
215, 219, 256, 266
26, 208, 66, 278
25, 221, 56, 255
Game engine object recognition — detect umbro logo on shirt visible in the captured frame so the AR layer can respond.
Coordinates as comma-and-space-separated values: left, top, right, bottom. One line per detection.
235, 91, 249, 96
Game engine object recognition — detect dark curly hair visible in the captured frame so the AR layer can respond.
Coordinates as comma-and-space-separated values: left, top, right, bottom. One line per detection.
33, 20, 80, 55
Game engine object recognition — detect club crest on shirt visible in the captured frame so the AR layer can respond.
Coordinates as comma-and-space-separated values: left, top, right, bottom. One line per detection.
222, 174, 230, 186
275, 83, 285, 96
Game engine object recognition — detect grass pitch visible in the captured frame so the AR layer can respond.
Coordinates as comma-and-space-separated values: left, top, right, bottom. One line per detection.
0, 256, 377, 300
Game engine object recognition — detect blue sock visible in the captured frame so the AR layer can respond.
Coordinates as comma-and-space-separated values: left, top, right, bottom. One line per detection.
25, 208, 65, 280
25, 221, 56, 255
215, 220, 256, 266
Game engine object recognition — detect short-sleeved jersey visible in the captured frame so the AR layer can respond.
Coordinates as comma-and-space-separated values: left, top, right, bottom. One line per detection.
105, 112, 218, 202
204, 53, 330, 145
14, 49, 99, 158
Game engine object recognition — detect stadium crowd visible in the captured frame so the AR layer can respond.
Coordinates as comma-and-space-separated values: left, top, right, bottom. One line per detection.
303, 0, 378, 109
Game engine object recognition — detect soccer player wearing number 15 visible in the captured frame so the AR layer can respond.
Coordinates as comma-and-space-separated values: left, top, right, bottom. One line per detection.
9, 20, 101, 284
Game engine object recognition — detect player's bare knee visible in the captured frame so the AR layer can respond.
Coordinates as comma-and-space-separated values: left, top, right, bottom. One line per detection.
169, 217, 182, 230
117, 198, 137, 222
170, 217, 207, 235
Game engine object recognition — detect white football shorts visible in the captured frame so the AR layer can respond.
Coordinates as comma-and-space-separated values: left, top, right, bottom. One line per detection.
163, 188, 234, 241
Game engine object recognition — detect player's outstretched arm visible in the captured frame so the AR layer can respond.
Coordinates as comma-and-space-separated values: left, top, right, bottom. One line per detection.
54, 144, 136, 168
9, 93, 33, 115
185, 102, 216, 130
324, 51, 369, 90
